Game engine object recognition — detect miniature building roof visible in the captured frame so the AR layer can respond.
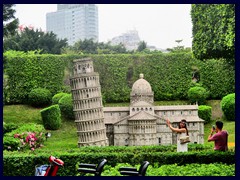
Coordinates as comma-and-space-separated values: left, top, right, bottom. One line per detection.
131, 101, 153, 107
131, 74, 153, 95
128, 111, 156, 121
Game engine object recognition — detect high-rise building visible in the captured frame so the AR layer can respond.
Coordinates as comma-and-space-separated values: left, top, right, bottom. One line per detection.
111, 30, 141, 51
46, 4, 98, 46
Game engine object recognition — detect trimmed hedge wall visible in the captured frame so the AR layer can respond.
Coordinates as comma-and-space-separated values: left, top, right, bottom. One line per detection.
4, 52, 235, 104
3, 150, 235, 176
3, 51, 68, 104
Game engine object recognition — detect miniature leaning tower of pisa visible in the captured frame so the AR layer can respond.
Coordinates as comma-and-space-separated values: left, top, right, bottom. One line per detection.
70, 58, 108, 147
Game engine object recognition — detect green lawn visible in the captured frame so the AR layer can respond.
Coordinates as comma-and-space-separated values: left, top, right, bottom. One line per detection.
3, 100, 235, 151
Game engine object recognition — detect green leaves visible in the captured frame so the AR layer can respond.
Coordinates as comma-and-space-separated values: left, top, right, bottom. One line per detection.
147, 163, 235, 176
191, 4, 235, 60
3, 28, 68, 54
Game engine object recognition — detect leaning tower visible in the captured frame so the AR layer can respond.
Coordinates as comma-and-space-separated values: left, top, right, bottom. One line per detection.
70, 58, 108, 147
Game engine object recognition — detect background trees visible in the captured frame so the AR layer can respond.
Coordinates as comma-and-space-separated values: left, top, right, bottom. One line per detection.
137, 41, 147, 52
63, 39, 128, 54
3, 4, 19, 37
3, 27, 68, 54
191, 4, 235, 62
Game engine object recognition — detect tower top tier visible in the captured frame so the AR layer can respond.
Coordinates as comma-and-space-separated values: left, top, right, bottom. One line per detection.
73, 58, 94, 75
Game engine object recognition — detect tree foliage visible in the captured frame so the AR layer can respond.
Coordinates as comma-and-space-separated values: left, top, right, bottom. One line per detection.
166, 39, 191, 53
63, 39, 128, 54
137, 41, 147, 52
3, 4, 19, 37
3, 27, 68, 54
191, 4, 235, 61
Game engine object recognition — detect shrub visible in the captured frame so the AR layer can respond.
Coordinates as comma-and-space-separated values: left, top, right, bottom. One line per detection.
40, 104, 62, 130
3, 122, 19, 135
187, 86, 209, 105
14, 132, 44, 151
220, 93, 235, 121
52, 92, 69, 104
198, 105, 212, 124
3, 136, 19, 151
3, 123, 45, 151
58, 94, 75, 120
61, 85, 71, 93
28, 88, 52, 107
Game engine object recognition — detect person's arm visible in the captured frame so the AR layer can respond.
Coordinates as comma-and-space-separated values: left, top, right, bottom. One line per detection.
166, 119, 186, 133
207, 128, 215, 142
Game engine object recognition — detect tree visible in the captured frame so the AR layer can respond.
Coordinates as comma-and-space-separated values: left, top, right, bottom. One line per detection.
166, 40, 191, 53
3, 27, 68, 54
97, 42, 127, 54
71, 38, 98, 54
64, 39, 127, 54
3, 4, 19, 37
137, 41, 147, 52
191, 4, 235, 60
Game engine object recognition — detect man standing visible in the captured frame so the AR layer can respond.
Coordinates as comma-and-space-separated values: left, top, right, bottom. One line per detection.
208, 121, 228, 151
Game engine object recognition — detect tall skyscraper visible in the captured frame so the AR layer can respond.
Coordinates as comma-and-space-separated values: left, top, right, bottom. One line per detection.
46, 4, 98, 46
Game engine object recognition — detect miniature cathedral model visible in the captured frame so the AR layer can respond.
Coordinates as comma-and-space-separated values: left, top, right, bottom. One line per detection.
70, 58, 204, 147
103, 74, 205, 146
70, 58, 108, 147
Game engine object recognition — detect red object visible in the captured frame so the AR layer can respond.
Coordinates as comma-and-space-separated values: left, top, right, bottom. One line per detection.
44, 156, 64, 176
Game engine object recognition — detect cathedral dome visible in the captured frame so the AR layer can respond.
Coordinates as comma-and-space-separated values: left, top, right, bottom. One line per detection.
131, 74, 152, 95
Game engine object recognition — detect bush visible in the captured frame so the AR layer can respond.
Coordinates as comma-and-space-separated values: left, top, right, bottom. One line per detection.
28, 88, 52, 107
198, 105, 212, 124
58, 94, 75, 120
187, 86, 209, 105
220, 93, 235, 121
3, 122, 19, 135
3, 123, 45, 151
61, 85, 71, 93
52, 92, 69, 105
3, 136, 19, 151
40, 104, 62, 130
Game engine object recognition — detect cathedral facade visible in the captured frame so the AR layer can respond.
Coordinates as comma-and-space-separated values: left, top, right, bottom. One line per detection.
103, 74, 205, 146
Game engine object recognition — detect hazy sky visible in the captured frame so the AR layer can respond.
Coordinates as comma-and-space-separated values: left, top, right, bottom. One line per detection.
15, 4, 193, 49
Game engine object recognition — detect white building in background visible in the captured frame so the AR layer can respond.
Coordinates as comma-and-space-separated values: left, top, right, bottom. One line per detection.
111, 30, 141, 51
46, 4, 98, 46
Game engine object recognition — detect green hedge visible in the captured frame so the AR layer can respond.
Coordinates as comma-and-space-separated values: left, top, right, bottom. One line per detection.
58, 94, 74, 120
188, 86, 209, 105
40, 104, 62, 130
3, 51, 68, 104
4, 52, 235, 104
198, 105, 212, 124
3, 149, 234, 176
101, 162, 235, 176
28, 88, 52, 107
220, 93, 235, 121
52, 92, 69, 105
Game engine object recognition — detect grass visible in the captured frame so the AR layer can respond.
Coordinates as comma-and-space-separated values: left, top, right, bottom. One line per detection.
3, 100, 235, 151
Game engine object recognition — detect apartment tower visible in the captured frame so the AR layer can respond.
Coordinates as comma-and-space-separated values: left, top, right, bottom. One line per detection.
46, 4, 98, 46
